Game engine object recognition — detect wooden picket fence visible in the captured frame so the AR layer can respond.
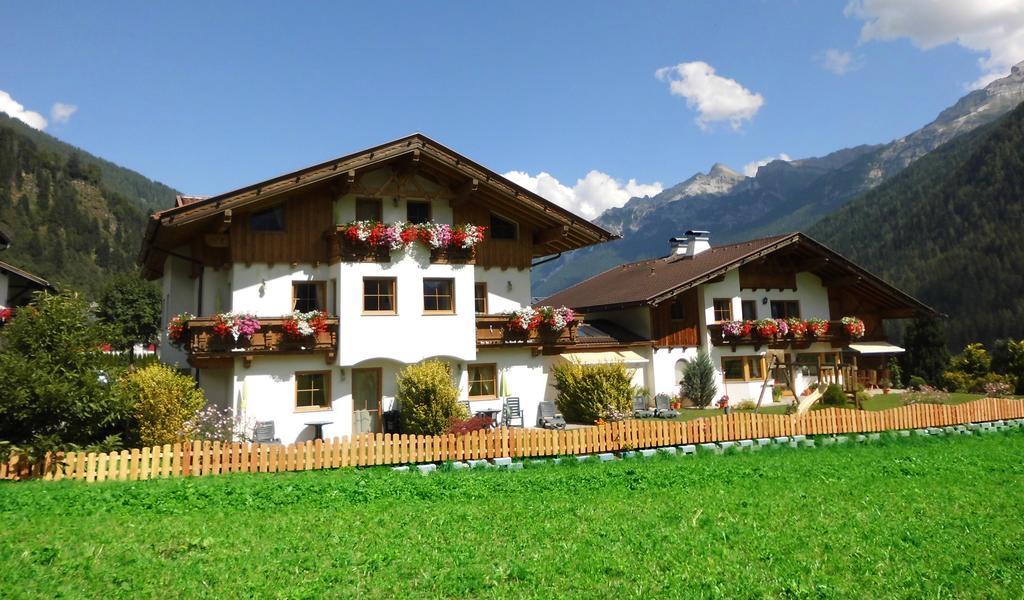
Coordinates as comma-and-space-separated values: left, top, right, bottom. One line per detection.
3, 398, 1022, 483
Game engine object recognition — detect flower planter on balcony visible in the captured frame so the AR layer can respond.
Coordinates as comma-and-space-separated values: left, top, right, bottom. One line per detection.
475, 315, 579, 350
707, 319, 869, 351
429, 246, 475, 264
184, 316, 339, 368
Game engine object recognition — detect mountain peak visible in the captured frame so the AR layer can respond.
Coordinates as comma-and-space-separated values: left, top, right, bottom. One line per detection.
709, 162, 741, 177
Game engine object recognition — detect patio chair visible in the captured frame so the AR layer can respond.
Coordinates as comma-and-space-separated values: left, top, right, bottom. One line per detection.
253, 421, 281, 444
654, 395, 679, 419
538, 401, 566, 430
503, 396, 524, 428
633, 395, 655, 418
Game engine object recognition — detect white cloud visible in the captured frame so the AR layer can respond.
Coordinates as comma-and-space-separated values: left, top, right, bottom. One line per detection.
50, 102, 78, 124
655, 61, 765, 130
845, 0, 1024, 88
0, 90, 47, 130
819, 48, 860, 75
503, 170, 663, 220
743, 153, 792, 177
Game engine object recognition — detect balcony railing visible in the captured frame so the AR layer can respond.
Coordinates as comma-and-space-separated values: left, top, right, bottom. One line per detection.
184, 316, 339, 367
475, 315, 579, 349
707, 319, 877, 350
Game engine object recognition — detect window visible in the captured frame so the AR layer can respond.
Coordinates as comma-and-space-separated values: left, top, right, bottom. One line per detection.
721, 356, 766, 381
474, 282, 488, 314
423, 278, 454, 313
713, 298, 733, 322
406, 200, 431, 224
669, 297, 686, 320
741, 300, 757, 321
296, 371, 330, 411
468, 364, 497, 398
490, 213, 518, 240
355, 198, 383, 222
770, 300, 801, 319
363, 278, 396, 313
722, 357, 746, 381
292, 282, 326, 312
250, 205, 285, 232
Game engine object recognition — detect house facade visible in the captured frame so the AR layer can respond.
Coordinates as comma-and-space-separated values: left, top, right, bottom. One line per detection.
140, 134, 617, 442
0, 228, 56, 318
541, 231, 937, 405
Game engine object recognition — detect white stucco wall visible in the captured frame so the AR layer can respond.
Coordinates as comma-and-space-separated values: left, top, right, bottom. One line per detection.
700, 270, 832, 325
159, 254, 199, 368
474, 267, 531, 313
651, 346, 698, 397
0, 272, 9, 307
200, 267, 232, 315
231, 264, 331, 315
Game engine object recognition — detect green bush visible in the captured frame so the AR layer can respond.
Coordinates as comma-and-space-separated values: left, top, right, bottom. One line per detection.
552, 361, 635, 423
396, 360, 466, 435
820, 384, 847, 406
908, 375, 927, 390
116, 363, 206, 446
855, 390, 871, 408
681, 348, 717, 408
736, 399, 756, 410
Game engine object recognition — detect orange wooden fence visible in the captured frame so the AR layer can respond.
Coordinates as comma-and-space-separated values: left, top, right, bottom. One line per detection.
3, 398, 1022, 483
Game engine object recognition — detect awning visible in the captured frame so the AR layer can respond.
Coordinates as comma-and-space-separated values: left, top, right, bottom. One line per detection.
559, 350, 649, 364
847, 341, 905, 354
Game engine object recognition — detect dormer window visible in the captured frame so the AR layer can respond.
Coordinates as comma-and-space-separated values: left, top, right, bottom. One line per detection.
490, 213, 518, 240
406, 200, 431, 224
250, 205, 285, 232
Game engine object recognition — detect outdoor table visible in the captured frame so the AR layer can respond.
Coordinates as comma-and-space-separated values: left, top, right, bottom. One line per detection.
304, 419, 333, 440
475, 408, 501, 428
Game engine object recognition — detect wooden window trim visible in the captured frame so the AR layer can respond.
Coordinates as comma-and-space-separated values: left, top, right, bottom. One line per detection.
712, 298, 733, 323
249, 205, 287, 234
468, 363, 498, 399
489, 212, 519, 241
355, 197, 383, 222
295, 370, 331, 413
669, 296, 686, 321
722, 356, 767, 382
292, 281, 327, 313
423, 277, 455, 315
770, 299, 801, 320
406, 199, 432, 224
362, 277, 397, 315
474, 282, 488, 315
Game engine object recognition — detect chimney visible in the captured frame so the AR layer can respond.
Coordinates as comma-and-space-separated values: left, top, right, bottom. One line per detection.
670, 230, 710, 258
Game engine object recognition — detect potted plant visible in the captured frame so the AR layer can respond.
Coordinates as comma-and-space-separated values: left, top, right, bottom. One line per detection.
841, 316, 866, 338
806, 318, 830, 337
753, 319, 779, 338
167, 312, 194, 349
786, 318, 807, 337
721, 320, 749, 339
282, 310, 329, 346
212, 312, 261, 347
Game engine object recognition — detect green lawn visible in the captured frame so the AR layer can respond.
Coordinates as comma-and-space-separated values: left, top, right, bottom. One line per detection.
3, 432, 1024, 598
859, 392, 984, 411
674, 405, 790, 421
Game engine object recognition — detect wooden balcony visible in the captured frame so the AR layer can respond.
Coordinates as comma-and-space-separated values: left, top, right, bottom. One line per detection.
707, 320, 880, 351
325, 227, 475, 264
475, 314, 579, 351
184, 316, 339, 368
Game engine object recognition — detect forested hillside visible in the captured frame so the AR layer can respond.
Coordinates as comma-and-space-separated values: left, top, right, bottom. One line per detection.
811, 102, 1024, 350
0, 116, 173, 295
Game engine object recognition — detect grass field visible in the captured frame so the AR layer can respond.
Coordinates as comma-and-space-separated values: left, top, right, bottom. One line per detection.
860, 392, 984, 411
2, 432, 1023, 598
675, 405, 789, 421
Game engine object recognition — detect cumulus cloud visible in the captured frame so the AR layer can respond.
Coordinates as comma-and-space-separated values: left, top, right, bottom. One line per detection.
0, 90, 47, 130
743, 153, 792, 177
845, 0, 1024, 88
655, 61, 765, 130
50, 102, 78, 124
503, 170, 663, 220
819, 48, 860, 75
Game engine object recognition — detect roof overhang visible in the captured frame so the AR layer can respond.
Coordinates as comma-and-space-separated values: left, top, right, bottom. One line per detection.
848, 341, 905, 354
558, 350, 649, 364
139, 134, 616, 277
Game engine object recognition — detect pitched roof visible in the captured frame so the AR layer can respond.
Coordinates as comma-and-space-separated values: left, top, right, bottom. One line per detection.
541, 232, 937, 316
140, 134, 616, 273
0, 259, 55, 296
542, 234, 795, 311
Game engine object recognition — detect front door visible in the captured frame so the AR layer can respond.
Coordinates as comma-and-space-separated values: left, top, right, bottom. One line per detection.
352, 368, 382, 434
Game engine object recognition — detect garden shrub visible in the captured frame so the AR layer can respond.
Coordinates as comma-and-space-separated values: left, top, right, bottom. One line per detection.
446, 414, 493, 435
396, 360, 466, 435
908, 375, 927, 390
855, 390, 871, 408
116, 363, 206, 446
820, 384, 847, 406
736, 399, 756, 410
681, 348, 717, 408
552, 361, 634, 423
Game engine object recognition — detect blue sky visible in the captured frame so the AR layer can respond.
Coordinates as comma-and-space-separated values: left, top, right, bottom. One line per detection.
1, 1, 1022, 217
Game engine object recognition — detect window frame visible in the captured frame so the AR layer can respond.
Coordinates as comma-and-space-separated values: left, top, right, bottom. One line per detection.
770, 300, 801, 320
249, 205, 286, 232
355, 197, 383, 222
721, 356, 767, 382
406, 200, 432, 224
468, 363, 498, 399
295, 370, 332, 412
362, 277, 397, 315
423, 277, 455, 314
712, 298, 734, 323
669, 296, 686, 321
292, 281, 327, 313
489, 213, 519, 240
474, 282, 488, 315
741, 299, 757, 321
